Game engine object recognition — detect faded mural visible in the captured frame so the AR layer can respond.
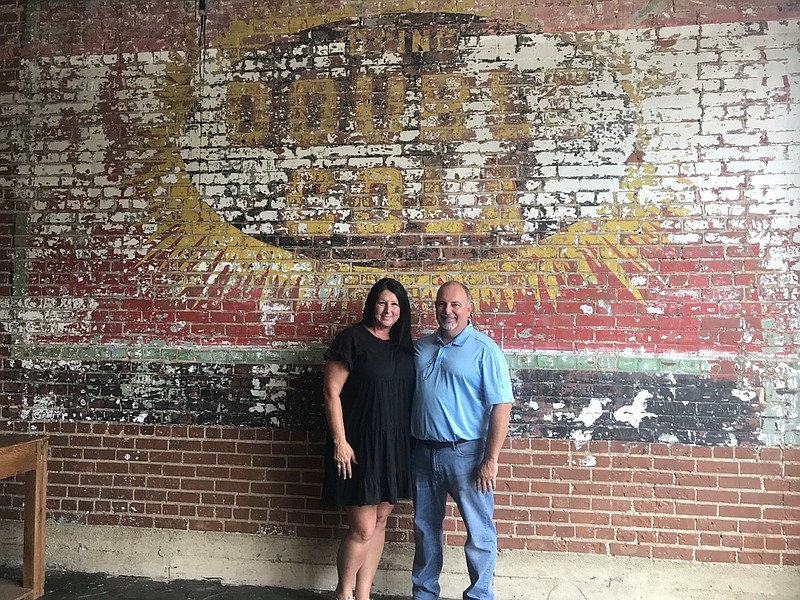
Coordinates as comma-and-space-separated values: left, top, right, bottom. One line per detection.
1, 6, 798, 444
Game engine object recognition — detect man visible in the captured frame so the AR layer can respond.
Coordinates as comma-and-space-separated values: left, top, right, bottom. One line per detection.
411, 281, 514, 600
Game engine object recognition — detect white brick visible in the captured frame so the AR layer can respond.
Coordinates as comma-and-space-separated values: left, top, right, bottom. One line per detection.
704, 203, 747, 217
704, 105, 746, 120
558, 165, 626, 178
687, 134, 726, 149
724, 160, 767, 174
685, 217, 727, 231
721, 77, 775, 95
579, 205, 605, 219
661, 51, 722, 71
743, 62, 795, 78
576, 178, 621, 191
698, 63, 743, 80
641, 107, 703, 121
670, 233, 702, 244
765, 47, 800, 66
683, 161, 723, 176
764, 20, 800, 34
762, 159, 800, 175
751, 174, 800, 188
659, 176, 706, 190
613, 27, 657, 42
702, 91, 750, 106
745, 108, 796, 126
701, 119, 745, 135
543, 178, 581, 193
645, 121, 702, 138
699, 188, 741, 203
747, 187, 797, 203
646, 150, 697, 166
749, 202, 794, 215
703, 145, 787, 160
718, 49, 765, 62
722, 132, 768, 146
699, 22, 768, 48
758, 29, 800, 50
624, 188, 673, 205
654, 37, 699, 53
658, 25, 701, 39
692, 175, 746, 189
521, 192, 558, 206
639, 92, 699, 110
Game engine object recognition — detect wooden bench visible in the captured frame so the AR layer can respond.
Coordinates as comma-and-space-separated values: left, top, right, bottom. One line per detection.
0, 434, 48, 600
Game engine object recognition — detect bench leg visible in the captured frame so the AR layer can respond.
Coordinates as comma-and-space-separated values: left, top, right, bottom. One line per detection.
22, 440, 47, 599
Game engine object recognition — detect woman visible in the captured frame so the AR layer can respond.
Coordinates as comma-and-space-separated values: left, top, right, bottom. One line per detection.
321, 277, 414, 600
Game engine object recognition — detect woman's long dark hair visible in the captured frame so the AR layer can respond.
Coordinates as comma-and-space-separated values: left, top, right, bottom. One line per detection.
360, 277, 413, 355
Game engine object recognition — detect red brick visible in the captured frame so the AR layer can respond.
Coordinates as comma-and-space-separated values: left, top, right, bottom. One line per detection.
610, 543, 652, 558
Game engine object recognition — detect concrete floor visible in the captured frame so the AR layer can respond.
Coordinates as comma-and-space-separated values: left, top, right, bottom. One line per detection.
0, 568, 409, 600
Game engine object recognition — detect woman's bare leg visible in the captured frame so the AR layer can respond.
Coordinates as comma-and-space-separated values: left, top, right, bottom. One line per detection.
335, 503, 393, 600
353, 502, 393, 600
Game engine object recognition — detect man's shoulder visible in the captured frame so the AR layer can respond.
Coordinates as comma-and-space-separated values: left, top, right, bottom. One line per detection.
464, 325, 501, 350
414, 332, 439, 349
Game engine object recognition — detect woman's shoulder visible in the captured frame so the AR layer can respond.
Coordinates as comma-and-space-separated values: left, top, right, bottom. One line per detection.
325, 324, 369, 366
329, 323, 372, 349
332, 322, 365, 338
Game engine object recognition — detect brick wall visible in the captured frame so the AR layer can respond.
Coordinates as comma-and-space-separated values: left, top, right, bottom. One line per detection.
0, 0, 20, 377
1, 0, 799, 570
1, 422, 797, 565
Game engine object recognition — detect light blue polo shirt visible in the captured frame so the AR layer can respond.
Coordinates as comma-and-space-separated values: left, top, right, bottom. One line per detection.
411, 322, 514, 442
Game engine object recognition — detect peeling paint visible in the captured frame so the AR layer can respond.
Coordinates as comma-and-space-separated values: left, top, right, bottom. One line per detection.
576, 398, 608, 427
614, 390, 657, 428
1, 13, 797, 447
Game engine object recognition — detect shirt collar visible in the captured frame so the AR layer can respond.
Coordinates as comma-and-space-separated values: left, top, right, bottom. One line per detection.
436, 321, 474, 347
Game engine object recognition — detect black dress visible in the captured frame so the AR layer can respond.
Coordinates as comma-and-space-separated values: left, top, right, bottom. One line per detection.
321, 324, 414, 506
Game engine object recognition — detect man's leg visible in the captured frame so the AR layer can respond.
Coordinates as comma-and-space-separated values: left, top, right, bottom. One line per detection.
442, 440, 496, 600
412, 443, 447, 600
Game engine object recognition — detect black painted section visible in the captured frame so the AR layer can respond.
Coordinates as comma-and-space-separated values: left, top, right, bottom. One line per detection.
513, 369, 761, 446
1, 360, 762, 446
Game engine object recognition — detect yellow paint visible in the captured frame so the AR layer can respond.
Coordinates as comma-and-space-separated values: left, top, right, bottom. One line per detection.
488, 71, 530, 141
423, 219, 469, 234
287, 78, 338, 147
226, 81, 272, 146
420, 73, 469, 142
353, 75, 405, 143
358, 168, 404, 207
621, 164, 659, 189
137, 5, 687, 311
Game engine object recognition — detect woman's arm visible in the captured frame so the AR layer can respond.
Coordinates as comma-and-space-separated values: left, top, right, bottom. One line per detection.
323, 360, 357, 478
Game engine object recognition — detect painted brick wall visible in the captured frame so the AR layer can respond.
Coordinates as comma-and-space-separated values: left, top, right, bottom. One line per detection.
1, 424, 798, 564
1, 0, 799, 569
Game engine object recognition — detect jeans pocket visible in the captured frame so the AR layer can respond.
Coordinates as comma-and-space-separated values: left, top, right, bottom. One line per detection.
454, 439, 484, 458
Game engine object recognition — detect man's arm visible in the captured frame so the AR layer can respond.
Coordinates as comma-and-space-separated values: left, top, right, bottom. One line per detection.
476, 402, 512, 493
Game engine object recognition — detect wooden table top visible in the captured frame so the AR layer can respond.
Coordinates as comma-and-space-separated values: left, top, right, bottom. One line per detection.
0, 435, 48, 480
0, 434, 49, 450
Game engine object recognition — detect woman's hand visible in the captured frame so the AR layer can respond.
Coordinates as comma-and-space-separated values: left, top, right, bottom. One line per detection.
333, 440, 357, 479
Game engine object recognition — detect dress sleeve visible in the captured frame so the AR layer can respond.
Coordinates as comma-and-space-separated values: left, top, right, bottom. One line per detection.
324, 326, 359, 370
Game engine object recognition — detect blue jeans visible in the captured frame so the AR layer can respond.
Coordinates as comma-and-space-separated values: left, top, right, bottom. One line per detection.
411, 439, 496, 600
